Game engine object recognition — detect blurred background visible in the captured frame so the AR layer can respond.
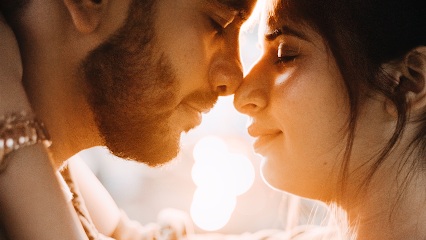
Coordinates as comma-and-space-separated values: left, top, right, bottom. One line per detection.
78, 24, 329, 235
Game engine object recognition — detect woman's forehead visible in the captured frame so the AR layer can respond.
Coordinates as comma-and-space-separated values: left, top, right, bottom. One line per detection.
259, 0, 311, 40
260, 0, 302, 33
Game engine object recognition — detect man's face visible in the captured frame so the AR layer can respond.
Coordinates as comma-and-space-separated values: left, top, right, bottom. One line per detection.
82, 0, 256, 166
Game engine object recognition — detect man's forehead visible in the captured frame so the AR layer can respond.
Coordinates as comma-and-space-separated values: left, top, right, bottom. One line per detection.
209, 0, 257, 19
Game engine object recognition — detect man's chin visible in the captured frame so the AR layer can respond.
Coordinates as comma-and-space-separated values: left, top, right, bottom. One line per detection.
105, 132, 182, 167
183, 124, 198, 134
142, 142, 181, 167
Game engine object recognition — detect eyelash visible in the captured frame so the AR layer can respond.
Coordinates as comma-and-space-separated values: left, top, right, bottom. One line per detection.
276, 43, 299, 64
277, 55, 298, 64
210, 18, 225, 35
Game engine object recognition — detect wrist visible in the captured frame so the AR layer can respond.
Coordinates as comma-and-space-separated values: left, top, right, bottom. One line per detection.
0, 111, 51, 172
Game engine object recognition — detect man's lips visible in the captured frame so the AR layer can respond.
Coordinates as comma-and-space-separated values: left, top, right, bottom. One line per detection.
180, 103, 203, 130
185, 102, 213, 114
180, 100, 216, 129
181, 90, 218, 114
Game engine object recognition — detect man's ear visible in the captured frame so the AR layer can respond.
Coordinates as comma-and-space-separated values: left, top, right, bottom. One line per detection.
383, 46, 426, 117
63, 0, 106, 34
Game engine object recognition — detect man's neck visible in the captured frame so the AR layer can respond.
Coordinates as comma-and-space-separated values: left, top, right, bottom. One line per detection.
13, 2, 104, 169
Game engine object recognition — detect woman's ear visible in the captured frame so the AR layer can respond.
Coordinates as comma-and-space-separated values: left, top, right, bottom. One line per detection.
383, 46, 426, 117
63, 0, 107, 34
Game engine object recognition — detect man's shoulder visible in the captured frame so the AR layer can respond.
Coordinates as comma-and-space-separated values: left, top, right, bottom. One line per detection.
0, 223, 7, 240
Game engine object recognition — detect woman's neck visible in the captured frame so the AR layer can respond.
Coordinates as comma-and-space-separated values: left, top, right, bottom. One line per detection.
340, 152, 426, 240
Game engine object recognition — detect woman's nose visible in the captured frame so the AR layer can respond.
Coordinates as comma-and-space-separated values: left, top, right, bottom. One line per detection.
233, 63, 269, 116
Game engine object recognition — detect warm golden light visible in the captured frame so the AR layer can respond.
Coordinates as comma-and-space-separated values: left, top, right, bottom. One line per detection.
193, 136, 228, 162
191, 136, 255, 231
227, 153, 255, 196
191, 186, 236, 231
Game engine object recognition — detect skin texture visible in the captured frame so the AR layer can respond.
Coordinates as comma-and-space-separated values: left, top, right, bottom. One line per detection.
82, 0, 250, 166
234, 1, 426, 239
234, 9, 351, 201
8, 0, 256, 168
1, 13, 88, 240
0, 0, 256, 238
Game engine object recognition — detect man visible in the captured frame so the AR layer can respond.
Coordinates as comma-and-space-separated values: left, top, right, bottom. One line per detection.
0, 0, 256, 238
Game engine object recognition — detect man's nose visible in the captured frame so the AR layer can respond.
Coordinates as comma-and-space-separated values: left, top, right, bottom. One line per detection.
209, 60, 243, 96
209, 22, 244, 96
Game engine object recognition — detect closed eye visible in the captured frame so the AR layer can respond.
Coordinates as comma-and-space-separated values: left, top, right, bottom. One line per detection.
210, 18, 225, 34
277, 55, 298, 64
277, 42, 299, 64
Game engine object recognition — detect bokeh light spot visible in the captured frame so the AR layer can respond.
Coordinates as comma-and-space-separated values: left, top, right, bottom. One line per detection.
191, 136, 255, 231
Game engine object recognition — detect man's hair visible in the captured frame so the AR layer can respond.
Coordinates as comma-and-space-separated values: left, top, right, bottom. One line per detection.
0, 0, 30, 21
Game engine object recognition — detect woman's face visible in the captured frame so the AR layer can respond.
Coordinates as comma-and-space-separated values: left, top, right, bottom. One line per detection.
234, 6, 352, 201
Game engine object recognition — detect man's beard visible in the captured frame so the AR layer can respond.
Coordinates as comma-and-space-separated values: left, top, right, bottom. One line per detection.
80, 0, 182, 167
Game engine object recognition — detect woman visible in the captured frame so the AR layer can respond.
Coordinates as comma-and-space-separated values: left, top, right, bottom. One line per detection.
234, 0, 426, 239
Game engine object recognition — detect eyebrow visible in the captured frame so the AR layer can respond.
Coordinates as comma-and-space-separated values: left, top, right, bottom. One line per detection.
265, 25, 309, 42
210, 0, 252, 20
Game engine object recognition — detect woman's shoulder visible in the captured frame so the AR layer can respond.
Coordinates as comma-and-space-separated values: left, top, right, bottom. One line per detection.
0, 224, 6, 240
265, 225, 354, 240
289, 225, 355, 240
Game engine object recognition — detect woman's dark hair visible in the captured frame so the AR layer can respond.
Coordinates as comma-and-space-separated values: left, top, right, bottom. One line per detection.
271, 0, 426, 202
0, 0, 30, 20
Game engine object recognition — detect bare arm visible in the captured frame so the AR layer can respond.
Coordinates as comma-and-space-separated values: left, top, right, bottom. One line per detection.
0, 13, 88, 240
68, 155, 121, 237
67, 155, 192, 240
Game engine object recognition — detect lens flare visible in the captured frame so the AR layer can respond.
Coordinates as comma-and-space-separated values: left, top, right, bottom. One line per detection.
227, 153, 255, 196
191, 186, 236, 231
191, 136, 255, 231
193, 136, 228, 161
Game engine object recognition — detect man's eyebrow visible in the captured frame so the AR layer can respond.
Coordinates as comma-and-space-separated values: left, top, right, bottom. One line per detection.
265, 25, 309, 42
211, 0, 252, 20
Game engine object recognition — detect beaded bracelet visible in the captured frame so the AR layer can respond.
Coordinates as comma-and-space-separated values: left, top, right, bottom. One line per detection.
0, 111, 51, 173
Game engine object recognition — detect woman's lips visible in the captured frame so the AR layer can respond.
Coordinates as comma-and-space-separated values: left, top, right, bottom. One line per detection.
252, 132, 283, 154
248, 124, 282, 155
